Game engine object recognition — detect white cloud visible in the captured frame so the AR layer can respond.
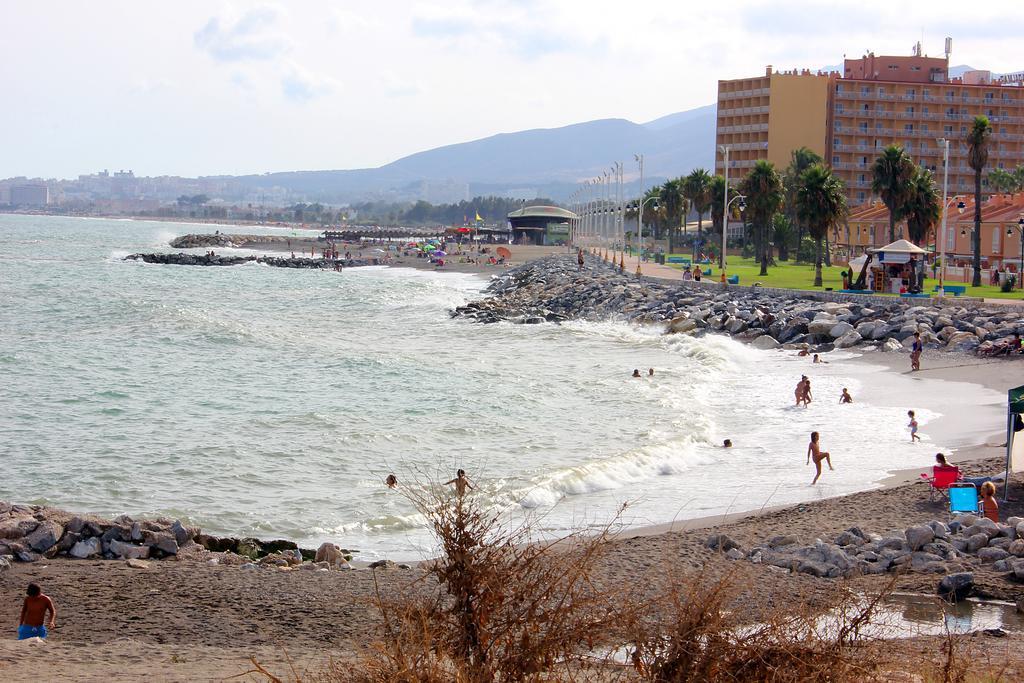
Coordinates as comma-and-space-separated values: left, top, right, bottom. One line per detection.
194, 3, 291, 62
280, 62, 340, 102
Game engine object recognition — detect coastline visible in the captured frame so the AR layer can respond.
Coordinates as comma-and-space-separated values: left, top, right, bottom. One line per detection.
5, 243, 1024, 679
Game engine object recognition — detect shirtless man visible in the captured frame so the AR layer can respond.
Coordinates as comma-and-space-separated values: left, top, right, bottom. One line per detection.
445, 469, 474, 496
806, 431, 834, 485
794, 377, 807, 407
839, 388, 853, 404
18, 583, 56, 640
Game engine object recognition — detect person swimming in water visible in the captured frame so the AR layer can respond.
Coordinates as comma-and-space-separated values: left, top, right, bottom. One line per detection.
385, 474, 398, 489
445, 469, 474, 496
806, 431, 834, 485
723, 439, 732, 448
632, 369, 641, 378
839, 388, 853, 404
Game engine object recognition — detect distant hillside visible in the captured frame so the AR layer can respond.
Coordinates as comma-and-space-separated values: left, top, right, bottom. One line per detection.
230, 104, 717, 202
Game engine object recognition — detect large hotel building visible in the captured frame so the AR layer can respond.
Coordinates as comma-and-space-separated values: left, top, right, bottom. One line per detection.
714, 48, 1024, 209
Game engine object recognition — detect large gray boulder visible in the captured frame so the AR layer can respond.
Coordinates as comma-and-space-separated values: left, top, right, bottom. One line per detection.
905, 525, 935, 551
966, 533, 990, 553
751, 335, 780, 350
829, 321, 854, 339
25, 521, 63, 552
834, 330, 863, 349
69, 537, 101, 559
108, 539, 151, 560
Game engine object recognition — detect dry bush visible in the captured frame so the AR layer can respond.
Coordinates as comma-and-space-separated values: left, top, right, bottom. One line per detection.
349, 485, 633, 682
623, 571, 896, 683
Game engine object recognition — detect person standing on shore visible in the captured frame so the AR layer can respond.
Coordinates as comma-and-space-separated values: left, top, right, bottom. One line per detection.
806, 431, 834, 485
577, 249, 584, 271
908, 410, 921, 442
980, 481, 999, 522
911, 332, 923, 371
17, 583, 56, 640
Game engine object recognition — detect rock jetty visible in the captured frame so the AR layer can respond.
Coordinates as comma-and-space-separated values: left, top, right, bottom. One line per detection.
0, 501, 370, 573
125, 252, 380, 268
454, 255, 1024, 354
169, 234, 293, 249
709, 515, 1024, 598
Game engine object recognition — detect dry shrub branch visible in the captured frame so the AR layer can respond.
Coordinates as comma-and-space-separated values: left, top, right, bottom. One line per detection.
352, 483, 632, 682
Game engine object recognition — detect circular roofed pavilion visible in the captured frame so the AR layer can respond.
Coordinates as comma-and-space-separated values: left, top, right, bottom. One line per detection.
506, 205, 577, 246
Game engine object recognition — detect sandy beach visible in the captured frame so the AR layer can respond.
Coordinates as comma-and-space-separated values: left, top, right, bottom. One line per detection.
5, 240, 1024, 681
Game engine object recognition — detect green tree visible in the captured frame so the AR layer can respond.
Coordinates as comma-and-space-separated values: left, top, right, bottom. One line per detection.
772, 214, 795, 261
683, 168, 712, 259
740, 160, 784, 276
904, 167, 941, 246
966, 115, 993, 287
797, 164, 848, 287
658, 179, 686, 253
988, 168, 1019, 193
870, 145, 916, 242
783, 147, 823, 260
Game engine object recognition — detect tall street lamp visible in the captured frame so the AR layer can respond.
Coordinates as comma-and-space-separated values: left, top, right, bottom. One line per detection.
636, 195, 659, 276
936, 138, 951, 297
1006, 217, 1024, 290
634, 153, 644, 270
718, 144, 731, 272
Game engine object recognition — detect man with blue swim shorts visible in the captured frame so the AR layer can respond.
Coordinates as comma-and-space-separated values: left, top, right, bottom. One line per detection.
18, 583, 56, 640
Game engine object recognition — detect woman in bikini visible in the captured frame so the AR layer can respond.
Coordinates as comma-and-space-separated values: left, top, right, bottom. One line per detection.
806, 431, 834, 485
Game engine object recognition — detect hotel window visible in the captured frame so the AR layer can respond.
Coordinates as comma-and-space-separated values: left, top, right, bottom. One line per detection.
947, 229, 955, 250
906, 89, 916, 97
875, 123, 883, 131
832, 155, 840, 164
905, 106, 915, 113
863, 103, 870, 111
985, 93, 994, 101
944, 125, 953, 133
860, 123, 869, 131
861, 87, 870, 95
888, 65, 898, 71
878, 87, 886, 95
905, 124, 914, 132
911, 66, 921, 72
858, 192, 866, 201
992, 227, 1001, 253
946, 91, 955, 100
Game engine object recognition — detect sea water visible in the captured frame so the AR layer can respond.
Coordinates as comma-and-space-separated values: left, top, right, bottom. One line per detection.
0, 215, 1004, 559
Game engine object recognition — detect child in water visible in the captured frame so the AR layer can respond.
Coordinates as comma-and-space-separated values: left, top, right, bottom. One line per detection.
908, 410, 921, 442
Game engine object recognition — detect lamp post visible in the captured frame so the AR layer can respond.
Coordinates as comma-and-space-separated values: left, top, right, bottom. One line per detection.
937, 138, 950, 297
718, 144, 730, 272
1006, 217, 1024, 290
634, 153, 644, 271
636, 195, 659, 275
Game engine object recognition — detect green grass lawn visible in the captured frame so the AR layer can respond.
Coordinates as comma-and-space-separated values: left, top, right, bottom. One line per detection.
666, 256, 1024, 301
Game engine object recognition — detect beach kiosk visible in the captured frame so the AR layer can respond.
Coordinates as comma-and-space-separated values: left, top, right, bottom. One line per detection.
1004, 385, 1024, 501
850, 239, 929, 294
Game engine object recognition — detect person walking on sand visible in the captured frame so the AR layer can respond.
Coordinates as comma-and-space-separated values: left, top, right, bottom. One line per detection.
577, 249, 585, 271
840, 388, 853, 404
806, 431, 834, 485
911, 332, 923, 371
18, 583, 56, 640
908, 410, 921, 442
445, 469, 474, 496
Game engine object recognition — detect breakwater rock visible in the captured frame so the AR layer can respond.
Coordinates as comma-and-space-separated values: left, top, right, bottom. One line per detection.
125, 252, 379, 268
711, 515, 1024, 591
170, 233, 293, 249
454, 255, 1024, 355
0, 501, 365, 572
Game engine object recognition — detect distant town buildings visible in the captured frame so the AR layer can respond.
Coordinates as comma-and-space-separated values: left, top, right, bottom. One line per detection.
715, 41, 1024, 206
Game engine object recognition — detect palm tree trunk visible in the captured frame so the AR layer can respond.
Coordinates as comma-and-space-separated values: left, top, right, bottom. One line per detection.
696, 214, 703, 262
972, 170, 983, 287
888, 212, 896, 243
759, 220, 769, 276
824, 233, 832, 267
795, 220, 805, 263
814, 238, 823, 287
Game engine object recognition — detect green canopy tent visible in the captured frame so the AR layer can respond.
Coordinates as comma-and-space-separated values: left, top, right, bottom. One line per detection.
1004, 384, 1024, 500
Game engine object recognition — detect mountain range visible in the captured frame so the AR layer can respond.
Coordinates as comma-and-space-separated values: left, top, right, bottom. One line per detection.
229, 104, 717, 204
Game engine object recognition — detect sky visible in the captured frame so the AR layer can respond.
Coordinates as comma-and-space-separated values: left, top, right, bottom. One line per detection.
3, 0, 1023, 180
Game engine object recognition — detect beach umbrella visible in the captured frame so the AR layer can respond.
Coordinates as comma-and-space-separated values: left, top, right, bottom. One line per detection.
496, 246, 512, 259
432, 251, 446, 257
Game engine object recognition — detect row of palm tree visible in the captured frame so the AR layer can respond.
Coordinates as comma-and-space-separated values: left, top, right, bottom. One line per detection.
989, 165, 1024, 193
871, 116, 993, 286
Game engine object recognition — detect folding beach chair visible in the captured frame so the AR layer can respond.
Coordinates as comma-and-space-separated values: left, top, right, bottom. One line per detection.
920, 465, 961, 501
948, 483, 982, 519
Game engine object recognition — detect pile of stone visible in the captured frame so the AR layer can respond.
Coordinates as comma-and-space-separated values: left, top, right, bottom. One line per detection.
0, 502, 200, 564
455, 255, 1024, 355
0, 502, 391, 574
169, 234, 292, 249
708, 515, 1024, 592
124, 253, 379, 268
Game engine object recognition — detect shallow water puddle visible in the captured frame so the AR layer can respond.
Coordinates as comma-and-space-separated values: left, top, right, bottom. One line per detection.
872, 592, 1024, 638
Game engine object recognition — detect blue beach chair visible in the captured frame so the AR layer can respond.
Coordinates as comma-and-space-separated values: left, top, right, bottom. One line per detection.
948, 483, 982, 518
